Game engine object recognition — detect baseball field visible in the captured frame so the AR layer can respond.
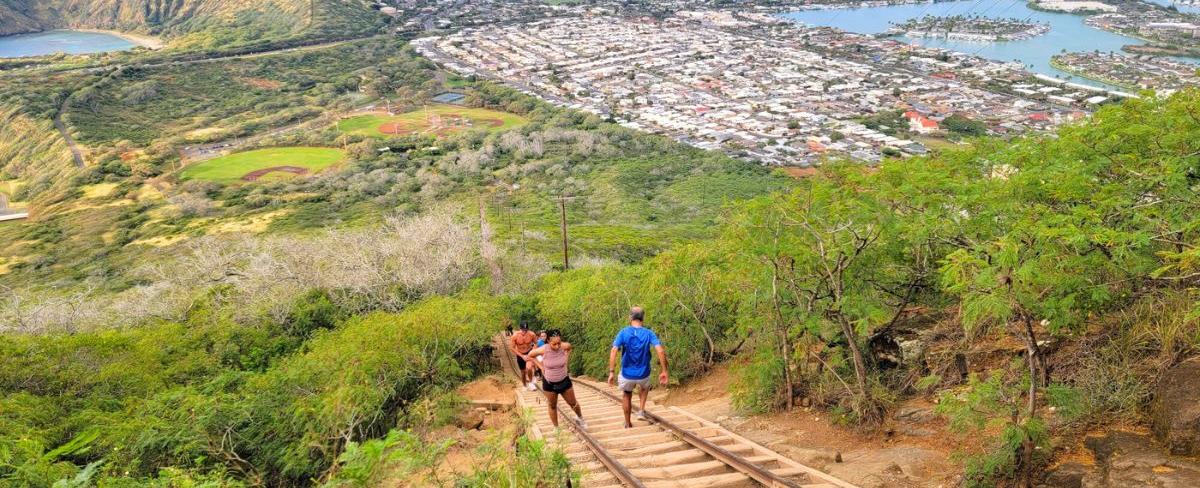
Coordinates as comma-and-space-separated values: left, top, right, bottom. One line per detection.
338, 105, 527, 138
180, 147, 346, 183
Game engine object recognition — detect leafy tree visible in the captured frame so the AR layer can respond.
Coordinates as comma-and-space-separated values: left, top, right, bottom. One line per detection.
725, 170, 901, 421
942, 113, 987, 137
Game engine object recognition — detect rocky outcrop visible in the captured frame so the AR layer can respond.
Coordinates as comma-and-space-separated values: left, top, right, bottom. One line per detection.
0, 0, 310, 36
1151, 357, 1200, 456
0, 0, 394, 42
0, 3, 41, 36
1042, 430, 1200, 488
1044, 358, 1200, 487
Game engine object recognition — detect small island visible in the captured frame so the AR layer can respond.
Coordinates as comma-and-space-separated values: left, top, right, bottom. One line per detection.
1028, 0, 1117, 14
886, 15, 1051, 42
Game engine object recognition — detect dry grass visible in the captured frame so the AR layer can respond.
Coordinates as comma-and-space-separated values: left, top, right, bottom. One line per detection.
193, 209, 291, 235
82, 183, 119, 199
129, 234, 188, 248
239, 77, 284, 90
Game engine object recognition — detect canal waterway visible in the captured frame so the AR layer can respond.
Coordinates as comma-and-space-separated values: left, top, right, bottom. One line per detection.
0, 30, 137, 58
781, 0, 1196, 90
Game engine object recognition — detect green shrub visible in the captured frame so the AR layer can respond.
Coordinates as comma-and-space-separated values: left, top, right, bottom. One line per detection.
731, 348, 786, 414
285, 289, 343, 339
0, 292, 502, 486
322, 430, 452, 488
937, 368, 1055, 488
454, 424, 576, 487
535, 243, 744, 383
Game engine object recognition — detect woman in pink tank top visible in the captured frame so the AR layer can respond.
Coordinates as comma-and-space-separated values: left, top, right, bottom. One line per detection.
528, 330, 586, 430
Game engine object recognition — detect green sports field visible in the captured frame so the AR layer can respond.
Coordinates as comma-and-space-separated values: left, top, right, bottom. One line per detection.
180, 147, 346, 183
338, 105, 528, 138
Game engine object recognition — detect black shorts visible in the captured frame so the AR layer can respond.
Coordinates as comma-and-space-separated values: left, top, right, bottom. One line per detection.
516, 355, 528, 372
543, 376, 573, 394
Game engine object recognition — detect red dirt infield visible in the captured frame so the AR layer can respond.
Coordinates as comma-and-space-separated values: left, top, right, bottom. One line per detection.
378, 121, 412, 135
241, 166, 309, 182
375, 114, 506, 136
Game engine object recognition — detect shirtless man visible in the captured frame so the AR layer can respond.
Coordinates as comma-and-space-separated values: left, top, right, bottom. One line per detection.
510, 323, 538, 391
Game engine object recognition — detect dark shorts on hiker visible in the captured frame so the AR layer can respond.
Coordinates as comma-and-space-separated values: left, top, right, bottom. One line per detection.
543, 376, 573, 394
516, 355, 528, 372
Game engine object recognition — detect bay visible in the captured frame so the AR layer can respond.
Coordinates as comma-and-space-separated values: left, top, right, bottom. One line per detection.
780, 0, 1195, 90
0, 30, 137, 58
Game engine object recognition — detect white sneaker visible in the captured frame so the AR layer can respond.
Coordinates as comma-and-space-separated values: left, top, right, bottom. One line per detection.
636, 410, 646, 421
527, 382, 537, 391
577, 418, 588, 431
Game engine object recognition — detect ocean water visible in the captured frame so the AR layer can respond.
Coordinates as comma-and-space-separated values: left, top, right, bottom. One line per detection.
0, 30, 137, 58
781, 0, 1197, 90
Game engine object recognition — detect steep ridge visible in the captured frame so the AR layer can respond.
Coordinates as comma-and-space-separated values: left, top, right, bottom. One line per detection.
0, 3, 38, 36
0, 104, 78, 206
0, 0, 381, 44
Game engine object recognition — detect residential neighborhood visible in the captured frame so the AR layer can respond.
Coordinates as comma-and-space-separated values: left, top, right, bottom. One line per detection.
415, 12, 1092, 164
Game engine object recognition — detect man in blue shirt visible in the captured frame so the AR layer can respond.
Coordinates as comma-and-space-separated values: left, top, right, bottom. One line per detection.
607, 306, 669, 428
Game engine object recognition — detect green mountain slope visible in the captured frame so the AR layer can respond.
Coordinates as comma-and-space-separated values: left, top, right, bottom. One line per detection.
0, 0, 383, 45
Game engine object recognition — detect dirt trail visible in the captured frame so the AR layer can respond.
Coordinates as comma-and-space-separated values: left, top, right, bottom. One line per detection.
478, 198, 503, 291
54, 98, 85, 168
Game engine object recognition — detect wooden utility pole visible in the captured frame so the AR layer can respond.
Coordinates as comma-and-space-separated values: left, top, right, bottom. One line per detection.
558, 195, 570, 271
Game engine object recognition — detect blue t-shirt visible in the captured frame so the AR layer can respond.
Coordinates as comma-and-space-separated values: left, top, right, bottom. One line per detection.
612, 325, 661, 380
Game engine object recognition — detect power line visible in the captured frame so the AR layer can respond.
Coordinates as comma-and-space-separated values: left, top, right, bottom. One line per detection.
552, 195, 576, 270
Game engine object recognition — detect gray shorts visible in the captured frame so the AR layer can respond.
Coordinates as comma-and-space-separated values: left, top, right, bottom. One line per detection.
618, 375, 652, 392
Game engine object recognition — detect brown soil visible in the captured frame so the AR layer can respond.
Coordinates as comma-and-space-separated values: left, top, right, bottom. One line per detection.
378, 375, 520, 486
782, 167, 820, 179
241, 166, 309, 181
239, 77, 283, 90
378, 121, 414, 135
457, 374, 515, 407
655, 363, 963, 487
437, 376, 518, 479
653, 362, 737, 418
377, 114, 503, 137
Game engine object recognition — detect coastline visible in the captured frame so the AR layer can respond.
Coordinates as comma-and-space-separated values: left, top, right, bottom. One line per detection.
1123, 43, 1200, 58
68, 28, 164, 50
1047, 58, 1138, 91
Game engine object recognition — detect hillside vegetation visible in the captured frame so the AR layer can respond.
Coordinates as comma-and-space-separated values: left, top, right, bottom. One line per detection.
0, 0, 385, 46
533, 90, 1200, 486
0, 88, 787, 485
0, 105, 77, 204
65, 39, 437, 148
5, 15, 1200, 485
6, 88, 1200, 486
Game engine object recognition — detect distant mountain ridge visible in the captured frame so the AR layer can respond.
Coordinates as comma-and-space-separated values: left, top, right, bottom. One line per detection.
0, 0, 382, 45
